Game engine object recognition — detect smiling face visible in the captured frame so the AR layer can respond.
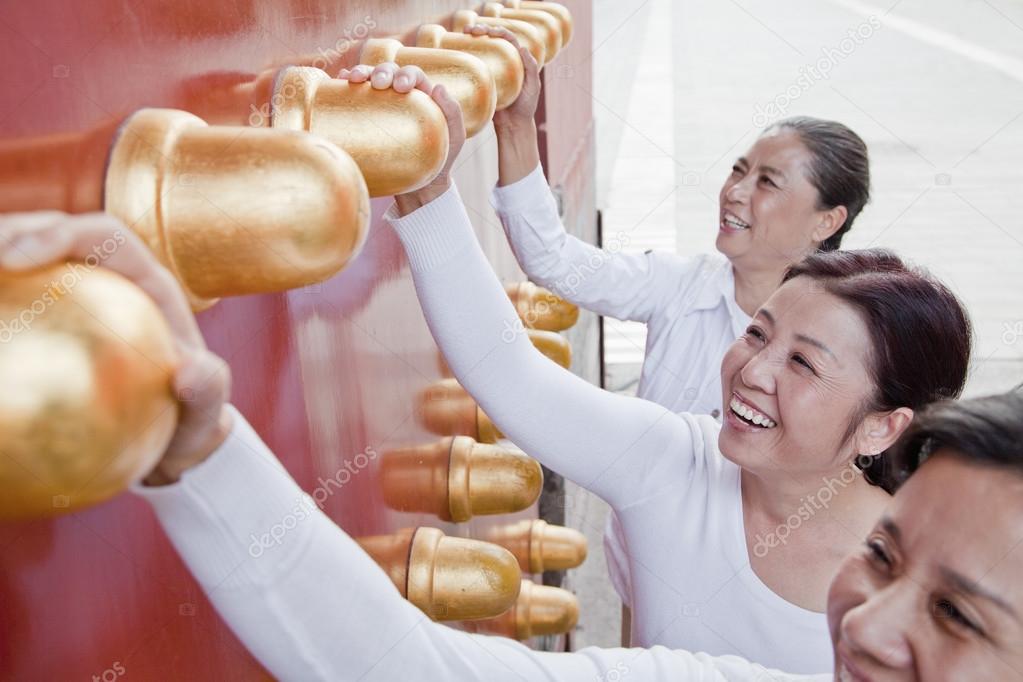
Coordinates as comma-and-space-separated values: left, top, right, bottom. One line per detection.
718, 275, 883, 477
827, 453, 1023, 681
717, 130, 843, 272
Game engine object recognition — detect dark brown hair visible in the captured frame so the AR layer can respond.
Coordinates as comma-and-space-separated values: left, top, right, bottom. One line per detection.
766, 117, 870, 252
783, 249, 973, 492
885, 390, 1023, 490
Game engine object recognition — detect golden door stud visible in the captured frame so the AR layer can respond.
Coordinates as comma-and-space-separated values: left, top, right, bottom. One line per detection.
466, 580, 580, 639
272, 66, 449, 197
416, 378, 504, 444
358, 38, 497, 138
0, 265, 178, 519
357, 527, 522, 621
507, 281, 580, 331
451, 10, 546, 67
504, 0, 573, 46
487, 519, 589, 573
480, 2, 563, 62
106, 108, 371, 310
380, 436, 543, 522
415, 24, 524, 111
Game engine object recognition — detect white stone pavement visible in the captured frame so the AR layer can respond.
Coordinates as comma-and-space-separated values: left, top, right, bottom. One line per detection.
566, 0, 1023, 650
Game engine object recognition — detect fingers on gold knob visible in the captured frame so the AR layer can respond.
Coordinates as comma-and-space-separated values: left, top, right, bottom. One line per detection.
416, 24, 524, 111
359, 527, 522, 621
359, 38, 497, 138
488, 519, 588, 573
482, 3, 562, 61
416, 378, 504, 443
271, 66, 449, 197
380, 437, 543, 522
105, 107, 371, 309
507, 281, 580, 331
453, 10, 546, 67
513, 1, 573, 46
0, 266, 178, 519
467, 580, 580, 639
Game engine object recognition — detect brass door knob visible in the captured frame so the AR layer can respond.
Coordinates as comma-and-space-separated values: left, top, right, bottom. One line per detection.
437, 328, 570, 377
359, 38, 497, 138
416, 378, 503, 443
380, 436, 542, 522
525, 329, 572, 368
481, 2, 562, 62
487, 519, 588, 573
357, 527, 521, 620
416, 24, 524, 111
106, 108, 371, 310
272, 66, 449, 197
506, 282, 580, 331
451, 10, 546, 67
504, 0, 573, 47
466, 580, 579, 639
0, 265, 178, 519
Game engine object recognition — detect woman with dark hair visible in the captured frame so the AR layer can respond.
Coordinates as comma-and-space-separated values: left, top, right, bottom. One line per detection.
3, 214, 1017, 681
458, 27, 873, 638
277, 63, 970, 672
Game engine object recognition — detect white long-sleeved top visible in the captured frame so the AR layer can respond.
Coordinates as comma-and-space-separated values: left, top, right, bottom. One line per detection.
490, 164, 751, 416
133, 406, 826, 682
385, 185, 832, 673
492, 167, 756, 630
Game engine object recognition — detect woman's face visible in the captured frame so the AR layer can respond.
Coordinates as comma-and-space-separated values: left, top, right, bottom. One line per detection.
718, 276, 879, 477
827, 453, 1023, 681
716, 130, 838, 271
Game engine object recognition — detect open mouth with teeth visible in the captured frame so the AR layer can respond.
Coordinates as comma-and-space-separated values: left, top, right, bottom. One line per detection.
729, 396, 776, 428
721, 212, 751, 231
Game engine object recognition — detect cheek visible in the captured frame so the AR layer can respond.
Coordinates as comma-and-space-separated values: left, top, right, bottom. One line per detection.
753, 194, 814, 244
720, 341, 748, 387
825, 558, 869, 643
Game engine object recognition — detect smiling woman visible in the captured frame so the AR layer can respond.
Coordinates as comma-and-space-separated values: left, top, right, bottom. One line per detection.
314, 58, 976, 673
826, 392, 1023, 680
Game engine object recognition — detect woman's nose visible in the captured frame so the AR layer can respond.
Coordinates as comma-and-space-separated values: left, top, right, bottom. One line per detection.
724, 175, 752, 204
738, 349, 776, 394
840, 585, 915, 670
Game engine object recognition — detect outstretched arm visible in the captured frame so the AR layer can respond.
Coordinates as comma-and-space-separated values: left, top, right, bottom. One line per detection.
133, 407, 813, 682
470, 26, 677, 323
369, 63, 696, 511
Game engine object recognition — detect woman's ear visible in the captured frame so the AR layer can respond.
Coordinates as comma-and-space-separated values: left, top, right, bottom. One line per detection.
856, 406, 914, 457
811, 205, 848, 245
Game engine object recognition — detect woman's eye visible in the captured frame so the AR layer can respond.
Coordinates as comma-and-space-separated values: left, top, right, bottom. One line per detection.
933, 599, 982, 635
791, 354, 814, 372
865, 539, 891, 569
731, 165, 744, 175
759, 175, 776, 187
745, 326, 765, 341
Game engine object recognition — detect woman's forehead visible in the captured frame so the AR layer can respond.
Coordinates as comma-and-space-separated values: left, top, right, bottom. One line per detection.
890, 454, 1023, 588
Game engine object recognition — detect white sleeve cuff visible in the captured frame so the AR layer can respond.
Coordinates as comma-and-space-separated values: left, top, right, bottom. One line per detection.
384, 182, 477, 273
490, 163, 551, 215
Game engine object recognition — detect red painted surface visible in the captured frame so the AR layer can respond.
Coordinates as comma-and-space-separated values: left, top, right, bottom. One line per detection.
0, 1, 595, 678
